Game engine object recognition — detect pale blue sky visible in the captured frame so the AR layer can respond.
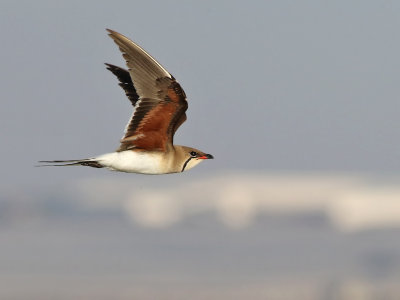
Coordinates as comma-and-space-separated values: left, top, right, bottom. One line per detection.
1, 0, 400, 187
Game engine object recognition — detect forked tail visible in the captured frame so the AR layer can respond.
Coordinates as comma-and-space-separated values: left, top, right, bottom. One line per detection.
37, 159, 103, 168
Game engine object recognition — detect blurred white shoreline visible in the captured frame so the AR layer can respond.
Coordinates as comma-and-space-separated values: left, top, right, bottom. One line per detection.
4, 171, 400, 232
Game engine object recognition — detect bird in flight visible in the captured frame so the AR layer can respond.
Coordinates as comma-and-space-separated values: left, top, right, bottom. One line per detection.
40, 29, 213, 174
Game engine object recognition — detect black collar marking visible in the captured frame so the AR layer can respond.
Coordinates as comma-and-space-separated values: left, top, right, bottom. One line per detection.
181, 157, 192, 172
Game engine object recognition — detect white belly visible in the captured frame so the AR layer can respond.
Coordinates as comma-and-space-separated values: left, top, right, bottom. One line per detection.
95, 151, 166, 174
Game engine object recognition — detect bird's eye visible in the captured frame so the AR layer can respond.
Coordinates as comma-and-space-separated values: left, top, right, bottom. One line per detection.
190, 151, 197, 157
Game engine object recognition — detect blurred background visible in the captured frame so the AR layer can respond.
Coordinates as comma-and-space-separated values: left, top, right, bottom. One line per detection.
1, 1, 400, 299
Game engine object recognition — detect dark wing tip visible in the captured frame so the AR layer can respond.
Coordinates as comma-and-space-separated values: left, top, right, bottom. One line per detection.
104, 62, 117, 71
105, 63, 140, 106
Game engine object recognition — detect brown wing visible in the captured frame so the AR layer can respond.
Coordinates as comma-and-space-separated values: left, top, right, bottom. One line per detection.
106, 29, 188, 152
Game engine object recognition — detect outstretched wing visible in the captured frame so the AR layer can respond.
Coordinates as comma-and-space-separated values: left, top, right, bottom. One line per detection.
107, 29, 188, 152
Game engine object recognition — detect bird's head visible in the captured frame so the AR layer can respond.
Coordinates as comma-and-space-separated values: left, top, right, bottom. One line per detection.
177, 146, 213, 172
